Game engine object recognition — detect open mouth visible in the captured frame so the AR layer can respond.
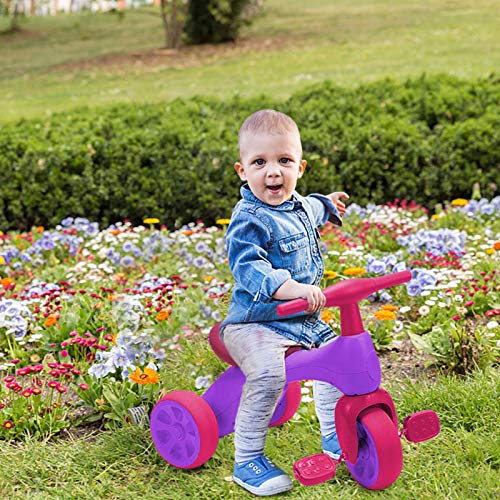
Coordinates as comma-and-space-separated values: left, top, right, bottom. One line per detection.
266, 184, 283, 193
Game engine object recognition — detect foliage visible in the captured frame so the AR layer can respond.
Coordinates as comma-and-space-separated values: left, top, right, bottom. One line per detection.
184, 0, 258, 44
0, 0, 23, 33
159, 0, 189, 49
0, 75, 498, 231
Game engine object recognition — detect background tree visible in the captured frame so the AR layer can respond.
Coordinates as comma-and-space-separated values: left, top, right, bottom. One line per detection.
184, 0, 260, 45
0, 0, 23, 33
159, 0, 189, 49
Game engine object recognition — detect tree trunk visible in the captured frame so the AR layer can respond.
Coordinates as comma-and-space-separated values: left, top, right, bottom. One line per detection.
160, 0, 187, 49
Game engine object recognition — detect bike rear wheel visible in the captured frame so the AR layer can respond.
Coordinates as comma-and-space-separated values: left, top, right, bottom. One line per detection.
346, 407, 402, 490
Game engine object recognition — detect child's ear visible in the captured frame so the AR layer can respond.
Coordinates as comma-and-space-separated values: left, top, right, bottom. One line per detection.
298, 159, 307, 178
234, 162, 247, 181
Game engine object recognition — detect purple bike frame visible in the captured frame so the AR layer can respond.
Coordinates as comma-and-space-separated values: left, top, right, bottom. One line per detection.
203, 330, 379, 437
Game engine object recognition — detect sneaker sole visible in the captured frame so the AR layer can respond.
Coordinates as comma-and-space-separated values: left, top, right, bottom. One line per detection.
323, 449, 341, 460
232, 475, 293, 496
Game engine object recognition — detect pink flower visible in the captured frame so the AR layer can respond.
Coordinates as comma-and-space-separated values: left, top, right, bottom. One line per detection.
56, 385, 67, 393
78, 383, 89, 391
465, 301, 474, 307
22, 388, 32, 398
60, 350, 69, 357
452, 315, 461, 321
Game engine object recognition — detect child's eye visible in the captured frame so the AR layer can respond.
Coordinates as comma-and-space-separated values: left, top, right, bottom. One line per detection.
279, 158, 291, 165
254, 159, 265, 166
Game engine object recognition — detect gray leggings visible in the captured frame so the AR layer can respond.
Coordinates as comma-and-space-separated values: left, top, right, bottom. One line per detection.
221, 323, 342, 463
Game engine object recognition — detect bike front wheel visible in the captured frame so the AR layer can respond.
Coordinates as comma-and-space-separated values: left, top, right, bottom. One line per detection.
346, 406, 402, 490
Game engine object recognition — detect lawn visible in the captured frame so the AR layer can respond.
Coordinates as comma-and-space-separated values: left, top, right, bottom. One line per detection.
0, 372, 498, 498
1, 0, 499, 122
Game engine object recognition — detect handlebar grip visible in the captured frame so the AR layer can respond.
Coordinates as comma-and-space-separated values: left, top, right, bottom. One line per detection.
277, 298, 308, 317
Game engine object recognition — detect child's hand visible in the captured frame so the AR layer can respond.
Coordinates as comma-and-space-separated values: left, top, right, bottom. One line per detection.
273, 280, 326, 313
300, 284, 327, 313
328, 192, 349, 217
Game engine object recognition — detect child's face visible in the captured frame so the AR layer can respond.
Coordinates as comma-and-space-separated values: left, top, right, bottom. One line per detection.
234, 131, 307, 206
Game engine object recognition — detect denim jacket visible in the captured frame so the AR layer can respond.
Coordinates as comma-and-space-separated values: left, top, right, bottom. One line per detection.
221, 184, 342, 348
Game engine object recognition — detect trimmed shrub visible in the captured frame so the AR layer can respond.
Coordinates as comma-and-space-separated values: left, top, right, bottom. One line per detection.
0, 74, 498, 230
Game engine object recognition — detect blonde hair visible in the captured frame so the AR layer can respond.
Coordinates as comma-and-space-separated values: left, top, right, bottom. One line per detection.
238, 109, 300, 151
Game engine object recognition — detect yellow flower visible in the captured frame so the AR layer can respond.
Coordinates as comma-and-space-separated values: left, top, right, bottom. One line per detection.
0, 256, 5, 265
321, 309, 335, 323
156, 309, 170, 321
0, 277, 13, 287
381, 304, 398, 311
486, 248, 494, 255
44, 315, 58, 327
129, 367, 159, 385
374, 309, 396, 321
451, 198, 468, 207
143, 218, 160, 225
431, 214, 441, 220
344, 267, 366, 276
324, 270, 337, 279
216, 218, 231, 225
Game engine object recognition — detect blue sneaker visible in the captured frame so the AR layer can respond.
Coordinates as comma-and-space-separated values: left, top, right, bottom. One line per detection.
233, 455, 293, 496
322, 432, 342, 460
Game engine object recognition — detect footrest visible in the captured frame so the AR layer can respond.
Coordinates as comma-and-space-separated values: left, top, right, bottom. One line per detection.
293, 453, 338, 486
402, 410, 440, 443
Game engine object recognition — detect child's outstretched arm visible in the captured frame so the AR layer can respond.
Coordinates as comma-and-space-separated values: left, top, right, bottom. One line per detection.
272, 279, 325, 314
326, 192, 349, 218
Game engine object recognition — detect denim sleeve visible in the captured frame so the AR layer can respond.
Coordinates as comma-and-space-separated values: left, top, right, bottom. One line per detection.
306, 194, 343, 227
226, 214, 291, 301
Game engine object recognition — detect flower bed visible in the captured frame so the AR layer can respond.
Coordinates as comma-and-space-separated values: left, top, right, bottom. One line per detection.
0, 197, 498, 439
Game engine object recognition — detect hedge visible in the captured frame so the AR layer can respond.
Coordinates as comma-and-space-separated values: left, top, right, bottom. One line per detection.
0, 74, 498, 231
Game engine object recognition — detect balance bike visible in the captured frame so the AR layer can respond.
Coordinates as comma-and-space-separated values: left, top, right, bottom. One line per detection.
150, 270, 440, 490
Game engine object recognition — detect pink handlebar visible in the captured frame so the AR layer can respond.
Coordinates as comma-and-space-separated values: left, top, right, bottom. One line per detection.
276, 270, 412, 318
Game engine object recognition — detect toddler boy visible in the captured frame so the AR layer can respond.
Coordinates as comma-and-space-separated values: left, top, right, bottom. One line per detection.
221, 109, 348, 496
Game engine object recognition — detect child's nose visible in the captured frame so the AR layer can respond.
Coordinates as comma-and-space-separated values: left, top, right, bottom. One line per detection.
267, 162, 281, 175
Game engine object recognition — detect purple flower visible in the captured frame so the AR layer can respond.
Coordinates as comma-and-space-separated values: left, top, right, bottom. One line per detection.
407, 281, 422, 296
366, 259, 387, 275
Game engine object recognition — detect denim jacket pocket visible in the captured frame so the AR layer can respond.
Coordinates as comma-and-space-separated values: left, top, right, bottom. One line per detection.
278, 232, 311, 274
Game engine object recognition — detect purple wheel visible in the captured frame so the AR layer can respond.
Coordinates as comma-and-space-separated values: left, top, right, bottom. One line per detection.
346, 407, 402, 490
150, 391, 219, 469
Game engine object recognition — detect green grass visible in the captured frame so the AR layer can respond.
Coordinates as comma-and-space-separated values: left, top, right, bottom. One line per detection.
1, 0, 499, 122
1, 367, 498, 498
